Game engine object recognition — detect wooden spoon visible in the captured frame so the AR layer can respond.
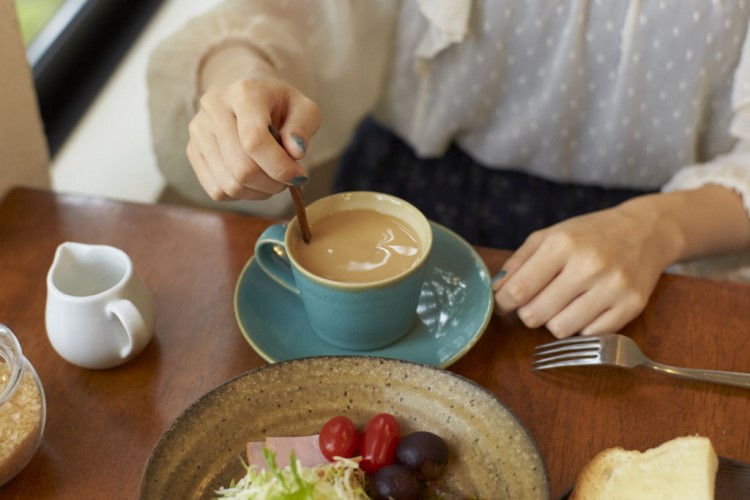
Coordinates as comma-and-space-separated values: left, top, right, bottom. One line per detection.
268, 125, 311, 243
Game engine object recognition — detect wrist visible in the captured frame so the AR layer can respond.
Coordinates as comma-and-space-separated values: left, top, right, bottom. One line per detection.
198, 42, 277, 93
618, 185, 750, 265
617, 193, 687, 268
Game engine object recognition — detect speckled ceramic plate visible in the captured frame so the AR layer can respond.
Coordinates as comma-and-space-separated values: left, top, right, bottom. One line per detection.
234, 222, 493, 368
139, 356, 549, 499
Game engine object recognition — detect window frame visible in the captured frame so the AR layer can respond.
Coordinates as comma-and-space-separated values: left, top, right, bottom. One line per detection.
28, 0, 163, 156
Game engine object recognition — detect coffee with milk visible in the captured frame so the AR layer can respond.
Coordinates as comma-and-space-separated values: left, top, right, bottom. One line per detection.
290, 208, 422, 283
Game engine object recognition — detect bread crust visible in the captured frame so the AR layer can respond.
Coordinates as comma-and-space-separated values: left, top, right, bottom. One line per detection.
570, 447, 631, 499
569, 436, 717, 500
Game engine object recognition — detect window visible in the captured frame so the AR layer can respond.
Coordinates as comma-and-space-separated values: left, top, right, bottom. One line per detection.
15, 0, 162, 155
15, 0, 66, 47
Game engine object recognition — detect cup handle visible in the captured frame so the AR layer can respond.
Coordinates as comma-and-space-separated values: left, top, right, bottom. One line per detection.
254, 224, 300, 295
106, 299, 148, 358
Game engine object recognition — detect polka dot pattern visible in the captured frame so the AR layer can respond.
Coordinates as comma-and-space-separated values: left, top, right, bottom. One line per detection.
375, 1, 750, 189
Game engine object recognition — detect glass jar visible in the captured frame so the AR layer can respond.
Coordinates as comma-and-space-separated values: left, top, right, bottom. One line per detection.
0, 323, 46, 486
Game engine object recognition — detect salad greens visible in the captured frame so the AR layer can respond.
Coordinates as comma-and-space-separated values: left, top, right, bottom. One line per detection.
215, 448, 370, 500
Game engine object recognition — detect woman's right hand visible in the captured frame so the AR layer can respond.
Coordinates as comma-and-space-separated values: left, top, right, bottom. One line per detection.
187, 48, 321, 201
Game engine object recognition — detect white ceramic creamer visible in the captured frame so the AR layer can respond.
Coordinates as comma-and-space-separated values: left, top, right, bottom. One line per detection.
45, 242, 154, 369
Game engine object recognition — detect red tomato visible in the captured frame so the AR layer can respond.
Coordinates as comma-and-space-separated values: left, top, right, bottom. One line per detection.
359, 413, 401, 474
319, 416, 359, 462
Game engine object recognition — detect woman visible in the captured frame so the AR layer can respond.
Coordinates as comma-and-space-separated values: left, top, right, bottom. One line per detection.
147, 0, 750, 338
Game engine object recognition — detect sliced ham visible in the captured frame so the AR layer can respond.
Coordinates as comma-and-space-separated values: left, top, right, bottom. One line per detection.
246, 441, 266, 468
247, 434, 329, 470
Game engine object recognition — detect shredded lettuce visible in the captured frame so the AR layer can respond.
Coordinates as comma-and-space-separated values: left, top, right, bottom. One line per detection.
215, 448, 370, 500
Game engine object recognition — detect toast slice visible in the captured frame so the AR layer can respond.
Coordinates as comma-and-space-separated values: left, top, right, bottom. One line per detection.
570, 436, 718, 500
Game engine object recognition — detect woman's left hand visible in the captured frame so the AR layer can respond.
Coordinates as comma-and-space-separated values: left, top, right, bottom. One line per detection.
492, 201, 678, 339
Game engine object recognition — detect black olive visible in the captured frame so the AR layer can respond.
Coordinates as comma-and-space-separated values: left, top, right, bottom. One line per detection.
368, 464, 424, 500
395, 431, 449, 480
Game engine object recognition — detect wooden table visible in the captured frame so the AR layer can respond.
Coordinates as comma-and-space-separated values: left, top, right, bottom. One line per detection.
1, 187, 748, 499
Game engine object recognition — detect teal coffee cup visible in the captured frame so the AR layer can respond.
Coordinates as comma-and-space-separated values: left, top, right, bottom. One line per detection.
254, 191, 433, 350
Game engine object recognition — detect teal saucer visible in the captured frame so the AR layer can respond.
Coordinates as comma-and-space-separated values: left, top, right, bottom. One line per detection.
234, 222, 493, 368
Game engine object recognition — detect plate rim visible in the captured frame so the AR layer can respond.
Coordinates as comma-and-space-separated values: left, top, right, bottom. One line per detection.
139, 355, 550, 499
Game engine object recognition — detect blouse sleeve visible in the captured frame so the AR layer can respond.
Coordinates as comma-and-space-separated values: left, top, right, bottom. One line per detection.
661, 22, 750, 281
663, 22, 750, 220
146, 0, 397, 216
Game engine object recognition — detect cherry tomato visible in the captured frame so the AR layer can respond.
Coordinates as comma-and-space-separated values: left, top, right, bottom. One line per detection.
359, 413, 401, 474
319, 415, 359, 462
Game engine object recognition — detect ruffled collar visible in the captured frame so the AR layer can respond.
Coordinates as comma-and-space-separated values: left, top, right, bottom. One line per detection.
415, 0, 472, 60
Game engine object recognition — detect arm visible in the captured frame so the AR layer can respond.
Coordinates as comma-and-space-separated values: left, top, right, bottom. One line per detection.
146, 0, 397, 212
492, 184, 750, 339
641, 185, 750, 262
493, 19, 750, 339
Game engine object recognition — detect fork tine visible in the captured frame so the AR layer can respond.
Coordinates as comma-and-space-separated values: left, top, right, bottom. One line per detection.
535, 336, 601, 350
533, 342, 599, 357
532, 357, 602, 370
532, 335, 607, 370
531, 350, 598, 366
534, 336, 601, 358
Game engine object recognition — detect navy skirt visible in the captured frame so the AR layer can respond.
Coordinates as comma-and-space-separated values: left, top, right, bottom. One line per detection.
334, 117, 654, 250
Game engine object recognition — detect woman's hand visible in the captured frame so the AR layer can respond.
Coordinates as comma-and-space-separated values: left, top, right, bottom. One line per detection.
187, 45, 320, 201
492, 186, 750, 338
492, 198, 680, 339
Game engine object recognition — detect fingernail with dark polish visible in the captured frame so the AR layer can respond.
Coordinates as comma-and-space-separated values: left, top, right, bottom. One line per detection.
288, 176, 309, 186
491, 270, 507, 286
292, 134, 306, 153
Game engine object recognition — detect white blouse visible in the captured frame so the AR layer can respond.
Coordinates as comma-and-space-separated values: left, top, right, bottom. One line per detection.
147, 0, 750, 280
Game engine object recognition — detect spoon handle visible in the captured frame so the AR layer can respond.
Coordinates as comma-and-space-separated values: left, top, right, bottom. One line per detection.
289, 185, 311, 243
267, 125, 312, 243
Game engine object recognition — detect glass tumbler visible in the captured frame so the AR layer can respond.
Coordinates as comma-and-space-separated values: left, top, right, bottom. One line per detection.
0, 323, 46, 486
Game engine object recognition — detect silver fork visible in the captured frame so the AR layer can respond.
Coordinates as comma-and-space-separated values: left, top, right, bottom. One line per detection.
532, 333, 750, 389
